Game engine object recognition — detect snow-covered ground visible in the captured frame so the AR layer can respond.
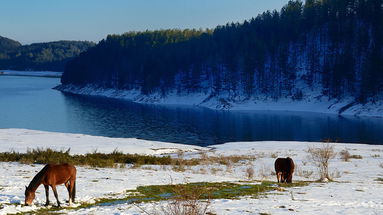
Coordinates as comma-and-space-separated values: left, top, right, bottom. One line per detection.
0, 129, 204, 155
55, 84, 383, 117
0, 70, 62, 78
0, 129, 383, 214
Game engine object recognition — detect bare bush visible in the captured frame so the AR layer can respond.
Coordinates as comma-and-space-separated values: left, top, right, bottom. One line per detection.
246, 166, 255, 180
307, 143, 337, 181
138, 184, 211, 215
198, 151, 208, 160
161, 184, 211, 215
340, 149, 351, 162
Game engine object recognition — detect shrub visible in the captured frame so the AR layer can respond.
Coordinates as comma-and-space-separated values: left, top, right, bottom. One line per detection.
307, 143, 337, 181
162, 184, 211, 215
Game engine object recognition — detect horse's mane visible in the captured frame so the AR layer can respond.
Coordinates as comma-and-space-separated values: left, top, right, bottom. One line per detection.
27, 164, 49, 191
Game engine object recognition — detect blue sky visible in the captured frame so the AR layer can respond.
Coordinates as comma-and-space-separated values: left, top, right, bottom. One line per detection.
0, 0, 290, 44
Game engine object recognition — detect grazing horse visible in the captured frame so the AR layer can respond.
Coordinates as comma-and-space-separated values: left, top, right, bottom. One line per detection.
274, 157, 295, 183
25, 163, 76, 207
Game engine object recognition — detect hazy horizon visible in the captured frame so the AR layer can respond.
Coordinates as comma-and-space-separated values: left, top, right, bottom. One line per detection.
1, 0, 289, 44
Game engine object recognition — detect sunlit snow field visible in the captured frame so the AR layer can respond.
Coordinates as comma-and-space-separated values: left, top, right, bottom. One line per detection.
0, 129, 382, 214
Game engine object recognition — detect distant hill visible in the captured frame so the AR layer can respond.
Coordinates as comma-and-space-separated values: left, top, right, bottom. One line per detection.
0, 36, 95, 71
0, 36, 21, 51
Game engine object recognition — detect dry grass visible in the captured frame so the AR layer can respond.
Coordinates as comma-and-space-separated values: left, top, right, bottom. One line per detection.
270, 153, 278, 159
0, 148, 257, 169
349, 154, 363, 159
245, 166, 255, 180
193, 154, 256, 166
210, 167, 222, 175
199, 168, 207, 174
340, 149, 351, 162
340, 149, 363, 161
0, 148, 173, 168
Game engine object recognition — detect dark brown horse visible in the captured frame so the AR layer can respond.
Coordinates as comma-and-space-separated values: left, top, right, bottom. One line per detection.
25, 163, 76, 207
274, 157, 295, 183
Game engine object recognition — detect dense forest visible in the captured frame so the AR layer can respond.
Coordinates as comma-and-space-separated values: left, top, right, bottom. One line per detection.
0, 37, 94, 71
61, 0, 383, 103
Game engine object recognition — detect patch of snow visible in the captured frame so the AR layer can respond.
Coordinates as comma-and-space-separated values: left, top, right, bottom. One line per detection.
0, 129, 204, 155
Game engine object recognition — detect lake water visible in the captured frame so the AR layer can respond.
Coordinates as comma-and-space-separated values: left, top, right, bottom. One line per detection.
0, 75, 382, 146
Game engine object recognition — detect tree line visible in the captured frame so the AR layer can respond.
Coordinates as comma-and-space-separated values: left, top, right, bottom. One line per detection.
62, 0, 383, 103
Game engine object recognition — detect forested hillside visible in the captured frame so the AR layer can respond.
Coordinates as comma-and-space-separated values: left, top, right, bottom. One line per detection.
60, 0, 383, 104
0, 37, 94, 71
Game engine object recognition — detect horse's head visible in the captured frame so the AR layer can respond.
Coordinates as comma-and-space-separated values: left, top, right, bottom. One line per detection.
24, 186, 35, 206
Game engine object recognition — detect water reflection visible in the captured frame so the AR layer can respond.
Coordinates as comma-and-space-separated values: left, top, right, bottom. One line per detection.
0, 75, 382, 146
62, 93, 383, 145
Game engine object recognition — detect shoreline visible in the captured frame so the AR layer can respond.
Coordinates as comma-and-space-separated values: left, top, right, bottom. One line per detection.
55, 84, 383, 118
0, 70, 62, 78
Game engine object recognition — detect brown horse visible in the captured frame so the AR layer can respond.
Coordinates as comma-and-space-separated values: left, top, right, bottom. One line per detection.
25, 163, 76, 207
274, 157, 295, 183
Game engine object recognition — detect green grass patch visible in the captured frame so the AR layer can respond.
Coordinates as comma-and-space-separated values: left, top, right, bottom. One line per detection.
12, 180, 310, 215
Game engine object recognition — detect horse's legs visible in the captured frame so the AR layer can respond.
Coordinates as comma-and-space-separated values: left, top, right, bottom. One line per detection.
65, 181, 74, 206
286, 173, 293, 183
281, 172, 286, 183
69, 179, 76, 204
51, 185, 61, 207
44, 185, 50, 206
277, 172, 281, 183
64, 181, 71, 205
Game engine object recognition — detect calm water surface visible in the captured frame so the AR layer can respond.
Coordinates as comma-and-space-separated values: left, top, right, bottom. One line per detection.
0, 75, 382, 146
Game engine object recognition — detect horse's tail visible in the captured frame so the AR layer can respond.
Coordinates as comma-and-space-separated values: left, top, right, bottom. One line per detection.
286, 157, 295, 183
286, 157, 295, 172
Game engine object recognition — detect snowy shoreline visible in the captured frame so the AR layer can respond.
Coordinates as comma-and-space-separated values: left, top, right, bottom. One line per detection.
0, 70, 62, 78
0, 129, 383, 214
55, 84, 383, 118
